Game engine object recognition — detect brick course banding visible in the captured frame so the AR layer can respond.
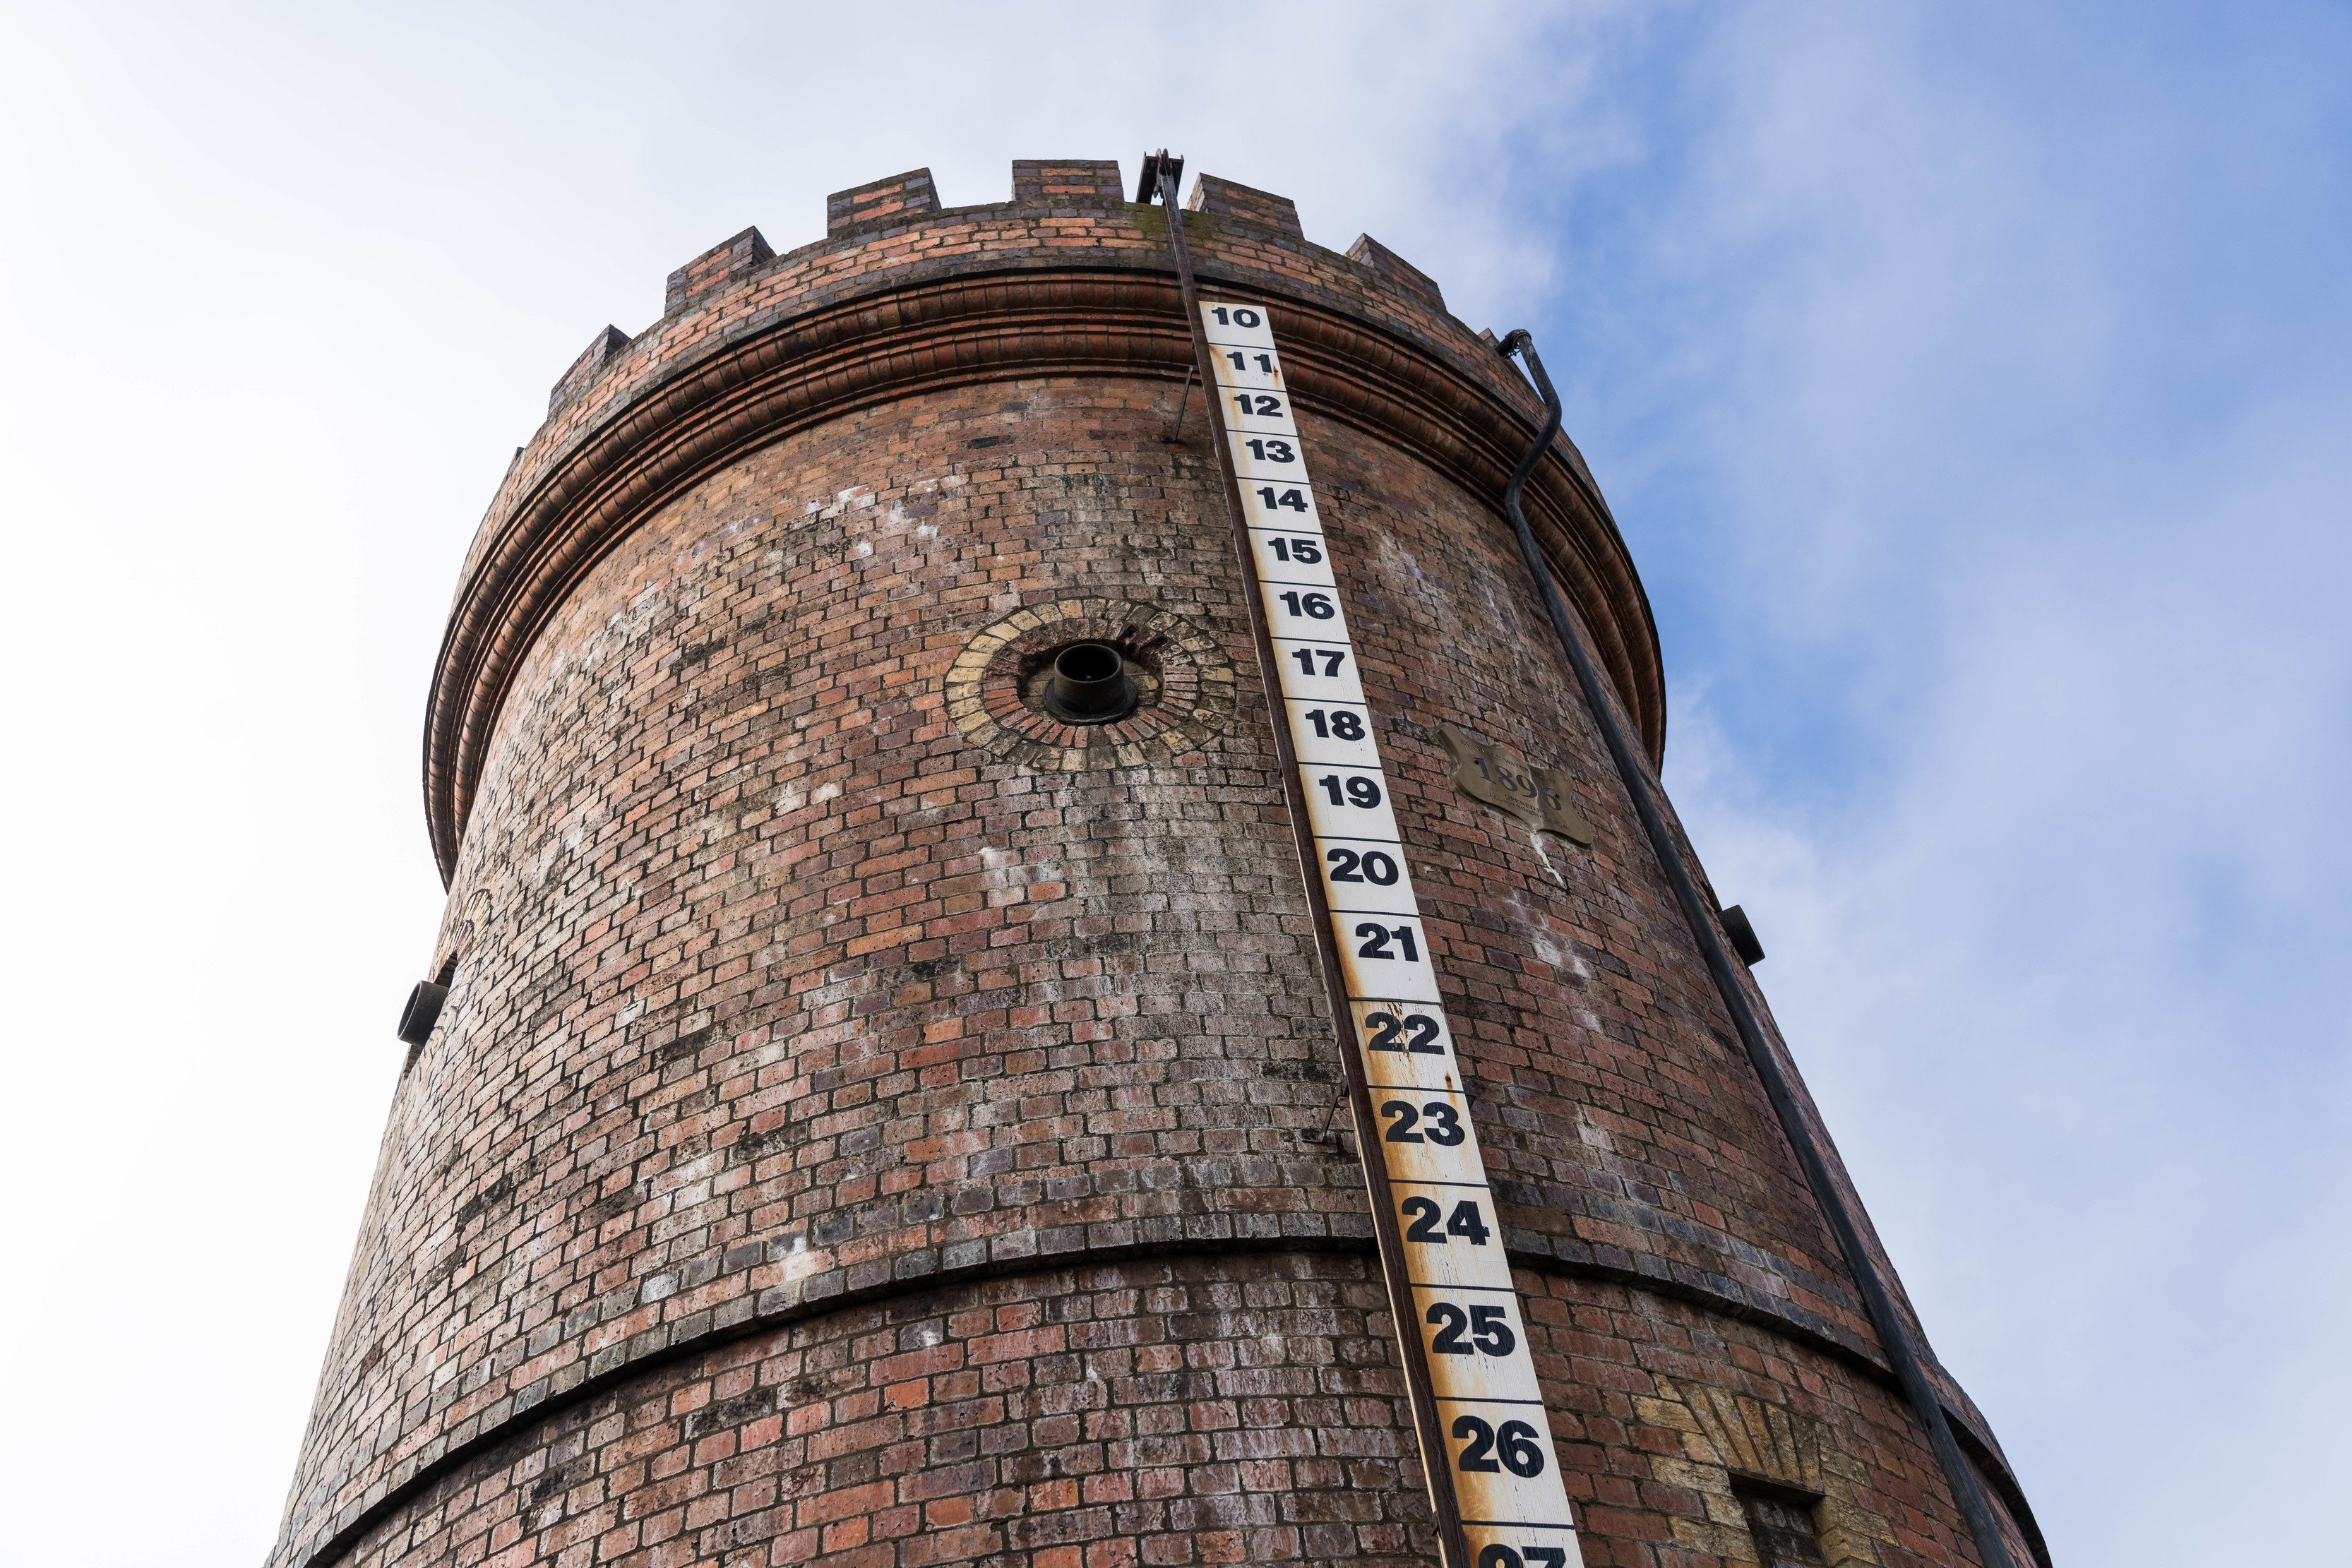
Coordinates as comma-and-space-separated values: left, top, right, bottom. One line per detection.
275, 164, 2041, 1568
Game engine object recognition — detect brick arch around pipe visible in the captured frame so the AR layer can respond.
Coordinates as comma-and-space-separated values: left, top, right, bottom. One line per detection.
422, 264, 1664, 883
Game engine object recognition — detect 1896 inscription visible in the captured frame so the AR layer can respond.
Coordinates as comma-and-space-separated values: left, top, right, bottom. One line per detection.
1438, 723, 1594, 844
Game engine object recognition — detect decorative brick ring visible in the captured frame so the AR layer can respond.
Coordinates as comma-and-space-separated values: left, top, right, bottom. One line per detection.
946, 599, 1237, 771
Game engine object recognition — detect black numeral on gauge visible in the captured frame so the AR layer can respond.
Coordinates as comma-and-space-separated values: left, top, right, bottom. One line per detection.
1278, 590, 1336, 621
1268, 535, 1322, 563
1354, 922, 1420, 962
1326, 847, 1400, 885
1210, 306, 1262, 328
1380, 1099, 1462, 1144
1303, 708, 1365, 740
1452, 1416, 1546, 1478
1478, 1548, 1569, 1568
1255, 486, 1309, 511
1400, 1196, 1490, 1245
1315, 774, 1382, 808
1231, 393, 1284, 417
1291, 648, 1346, 678
1426, 1303, 1516, 1356
1226, 350, 1275, 373
1363, 1010, 1443, 1054
1244, 437, 1297, 464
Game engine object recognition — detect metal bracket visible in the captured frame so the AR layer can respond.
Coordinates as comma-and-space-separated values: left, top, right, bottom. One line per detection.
1135, 149, 1186, 204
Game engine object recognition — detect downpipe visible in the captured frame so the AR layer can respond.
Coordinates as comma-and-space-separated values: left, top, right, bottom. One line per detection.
1494, 329, 2021, 1568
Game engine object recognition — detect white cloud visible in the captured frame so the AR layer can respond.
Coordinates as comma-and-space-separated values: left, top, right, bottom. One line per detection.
1618, 11, 2352, 1564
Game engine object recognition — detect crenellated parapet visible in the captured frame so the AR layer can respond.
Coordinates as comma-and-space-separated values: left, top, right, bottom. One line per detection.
429, 160, 1663, 881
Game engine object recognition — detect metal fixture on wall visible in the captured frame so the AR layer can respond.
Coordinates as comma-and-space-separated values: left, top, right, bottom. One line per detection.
1721, 904, 1766, 966
395, 981, 448, 1046
1042, 641, 1138, 724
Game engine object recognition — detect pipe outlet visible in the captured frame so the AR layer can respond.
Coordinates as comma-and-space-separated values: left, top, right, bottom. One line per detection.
1044, 642, 1136, 724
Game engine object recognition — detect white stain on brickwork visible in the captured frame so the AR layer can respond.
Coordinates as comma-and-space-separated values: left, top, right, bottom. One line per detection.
1527, 828, 1572, 886
977, 844, 1041, 900
780, 1234, 825, 1289
669, 510, 765, 578
1519, 904, 1576, 976
1373, 530, 1430, 593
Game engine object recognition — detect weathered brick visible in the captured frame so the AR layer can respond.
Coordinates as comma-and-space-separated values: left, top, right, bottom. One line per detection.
273, 161, 2039, 1568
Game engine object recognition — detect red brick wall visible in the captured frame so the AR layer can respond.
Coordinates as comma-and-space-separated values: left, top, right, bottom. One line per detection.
304, 1259, 1998, 1568
273, 167, 2034, 1568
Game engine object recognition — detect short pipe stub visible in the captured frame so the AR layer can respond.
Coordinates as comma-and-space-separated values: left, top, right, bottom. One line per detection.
1043, 642, 1137, 724
397, 981, 450, 1046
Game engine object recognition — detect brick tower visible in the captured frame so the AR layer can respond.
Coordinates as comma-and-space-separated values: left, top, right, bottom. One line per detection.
272, 161, 2041, 1568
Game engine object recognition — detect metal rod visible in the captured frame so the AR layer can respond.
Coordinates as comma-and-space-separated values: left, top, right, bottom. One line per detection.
1145, 149, 1474, 1568
1493, 328, 2020, 1568
1163, 362, 1195, 443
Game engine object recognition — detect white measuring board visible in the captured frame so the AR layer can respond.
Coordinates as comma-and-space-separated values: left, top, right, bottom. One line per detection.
1202, 299, 1587, 1568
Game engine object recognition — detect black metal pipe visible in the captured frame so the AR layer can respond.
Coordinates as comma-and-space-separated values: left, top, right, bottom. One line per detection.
1493, 329, 2019, 1568
1044, 640, 1135, 723
396, 980, 448, 1046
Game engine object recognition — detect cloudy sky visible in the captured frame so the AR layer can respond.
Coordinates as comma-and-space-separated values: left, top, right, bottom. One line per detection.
2, 4, 2344, 1565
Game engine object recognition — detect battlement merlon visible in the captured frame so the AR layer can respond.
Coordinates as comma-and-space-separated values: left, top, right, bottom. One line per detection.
1183, 172, 1303, 238
777, 161, 1443, 332
825, 168, 941, 234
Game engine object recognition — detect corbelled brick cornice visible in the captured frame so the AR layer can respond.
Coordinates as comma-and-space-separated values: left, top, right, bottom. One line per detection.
425, 202, 1662, 881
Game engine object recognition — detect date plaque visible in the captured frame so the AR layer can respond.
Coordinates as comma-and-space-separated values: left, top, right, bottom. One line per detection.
1438, 723, 1593, 845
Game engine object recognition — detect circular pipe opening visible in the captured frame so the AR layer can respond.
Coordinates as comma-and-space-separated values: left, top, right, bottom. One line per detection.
397, 981, 450, 1046
1044, 641, 1137, 724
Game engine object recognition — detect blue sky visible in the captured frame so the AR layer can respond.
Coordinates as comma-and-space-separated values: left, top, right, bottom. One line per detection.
1, 6, 2344, 1565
